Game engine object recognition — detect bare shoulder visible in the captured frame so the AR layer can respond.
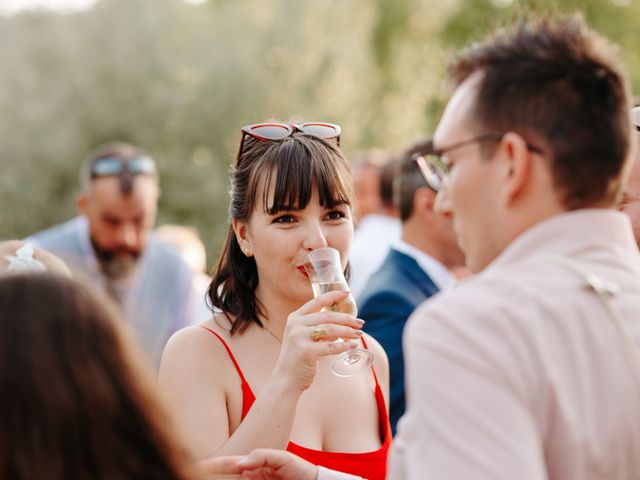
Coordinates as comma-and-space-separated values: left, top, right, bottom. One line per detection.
158, 317, 238, 459
159, 316, 235, 380
362, 334, 389, 378
162, 325, 214, 361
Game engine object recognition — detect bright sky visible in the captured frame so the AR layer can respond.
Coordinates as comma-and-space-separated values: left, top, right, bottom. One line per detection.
0, 0, 96, 14
0, 0, 208, 15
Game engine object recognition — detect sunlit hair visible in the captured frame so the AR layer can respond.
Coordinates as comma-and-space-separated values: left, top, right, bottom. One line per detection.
209, 131, 353, 335
0, 273, 199, 480
448, 14, 631, 209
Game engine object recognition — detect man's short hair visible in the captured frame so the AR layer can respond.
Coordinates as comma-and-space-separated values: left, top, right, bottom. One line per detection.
448, 15, 631, 209
395, 139, 431, 222
79, 142, 158, 195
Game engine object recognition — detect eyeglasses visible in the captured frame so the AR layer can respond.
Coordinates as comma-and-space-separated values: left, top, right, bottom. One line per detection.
412, 133, 543, 192
239, 122, 341, 154
90, 155, 157, 179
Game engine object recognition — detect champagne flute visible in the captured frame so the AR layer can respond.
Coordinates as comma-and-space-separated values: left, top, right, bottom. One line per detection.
304, 247, 373, 376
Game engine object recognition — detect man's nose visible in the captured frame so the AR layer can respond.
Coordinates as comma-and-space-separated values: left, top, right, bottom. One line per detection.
303, 221, 329, 251
118, 224, 138, 249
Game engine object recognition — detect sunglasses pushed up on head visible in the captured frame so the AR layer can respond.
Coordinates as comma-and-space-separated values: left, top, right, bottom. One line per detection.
238, 122, 341, 158
90, 155, 156, 179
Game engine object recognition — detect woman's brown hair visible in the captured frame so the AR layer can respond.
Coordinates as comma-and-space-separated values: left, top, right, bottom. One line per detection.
209, 131, 353, 335
0, 273, 199, 480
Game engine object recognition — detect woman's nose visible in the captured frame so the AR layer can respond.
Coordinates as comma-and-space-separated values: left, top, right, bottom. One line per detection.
303, 222, 328, 251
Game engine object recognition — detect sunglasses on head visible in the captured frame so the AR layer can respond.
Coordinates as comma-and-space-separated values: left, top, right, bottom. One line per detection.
239, 122, 341, 154
90, 155, 157, 179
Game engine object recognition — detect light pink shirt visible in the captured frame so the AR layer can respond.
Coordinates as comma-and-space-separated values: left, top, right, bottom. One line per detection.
389, 209, 640, 480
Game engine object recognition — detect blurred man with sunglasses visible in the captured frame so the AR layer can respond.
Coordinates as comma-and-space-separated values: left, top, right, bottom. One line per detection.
28, 142, 202, 368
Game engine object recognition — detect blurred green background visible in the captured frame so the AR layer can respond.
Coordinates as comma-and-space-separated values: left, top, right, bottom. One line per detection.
2, 0, 639, 268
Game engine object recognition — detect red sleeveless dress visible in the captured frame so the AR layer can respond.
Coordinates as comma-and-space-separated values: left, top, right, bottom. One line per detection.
201, 327, 391, 480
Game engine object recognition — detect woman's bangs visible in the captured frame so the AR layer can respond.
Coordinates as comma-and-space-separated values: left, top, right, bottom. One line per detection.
260, 139, 352, 214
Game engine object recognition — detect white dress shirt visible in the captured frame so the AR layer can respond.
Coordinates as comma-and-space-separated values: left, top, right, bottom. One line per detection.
28, 216, 201, 368
391, 239, 454, 291
349, 214, 402, 300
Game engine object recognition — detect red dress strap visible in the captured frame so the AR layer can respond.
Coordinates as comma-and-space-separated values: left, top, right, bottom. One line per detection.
199, 326, 256, 419
359, 336, 382, 386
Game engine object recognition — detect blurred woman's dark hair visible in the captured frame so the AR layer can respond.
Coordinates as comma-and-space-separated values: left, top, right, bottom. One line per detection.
209, 131, 353, 335
0, 273, 199, 480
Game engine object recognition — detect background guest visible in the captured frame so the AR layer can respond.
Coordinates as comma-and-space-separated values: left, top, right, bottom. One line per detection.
28, 142, 201, 368
156, 223, 213, 320
349, 152, 401, 300
358, 139, 465, 434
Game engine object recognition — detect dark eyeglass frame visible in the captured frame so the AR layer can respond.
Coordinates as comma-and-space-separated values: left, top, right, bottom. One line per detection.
412, 132, 544, 192
90, 155, 157, 179
238, 122, 341, 158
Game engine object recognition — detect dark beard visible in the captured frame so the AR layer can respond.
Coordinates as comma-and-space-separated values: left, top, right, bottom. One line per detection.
90, 237, 140, 280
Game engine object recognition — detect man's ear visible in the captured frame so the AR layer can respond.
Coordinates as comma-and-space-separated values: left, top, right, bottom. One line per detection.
413, 186, 436, 217
499, 132, 534, 206
76, 192, 89, 216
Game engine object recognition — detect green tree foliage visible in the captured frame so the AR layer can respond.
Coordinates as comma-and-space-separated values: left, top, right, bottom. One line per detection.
1, 0, 638, 263
442, 0, 640, 93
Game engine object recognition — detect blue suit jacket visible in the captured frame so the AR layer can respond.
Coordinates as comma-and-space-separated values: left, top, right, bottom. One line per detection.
358, 248, 440, 435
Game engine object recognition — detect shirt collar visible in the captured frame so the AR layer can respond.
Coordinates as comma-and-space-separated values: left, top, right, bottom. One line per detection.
486, 209, 637, 274
392, 239, 454, 290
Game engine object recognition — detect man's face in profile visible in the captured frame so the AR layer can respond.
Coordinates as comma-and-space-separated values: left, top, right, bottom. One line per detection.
432, 73, 505, 273
78, 176, 159, 279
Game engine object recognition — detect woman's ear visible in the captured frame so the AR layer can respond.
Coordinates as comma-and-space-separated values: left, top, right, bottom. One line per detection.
232, 219, 253, 258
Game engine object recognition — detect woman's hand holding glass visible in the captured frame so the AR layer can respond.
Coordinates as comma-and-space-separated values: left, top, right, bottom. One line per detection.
304, 247, 373, 376
272, 290, 364, 393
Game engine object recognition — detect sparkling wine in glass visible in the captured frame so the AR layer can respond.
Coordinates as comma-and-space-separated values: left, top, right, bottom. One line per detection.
305, 247, 373, 376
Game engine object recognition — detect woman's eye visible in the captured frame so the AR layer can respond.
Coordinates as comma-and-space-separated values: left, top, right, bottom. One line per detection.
327, 210, 346, 221
273, 214, 296, 224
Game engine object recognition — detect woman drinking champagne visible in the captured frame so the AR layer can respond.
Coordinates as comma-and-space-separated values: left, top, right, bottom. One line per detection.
159, 122, 390, 480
